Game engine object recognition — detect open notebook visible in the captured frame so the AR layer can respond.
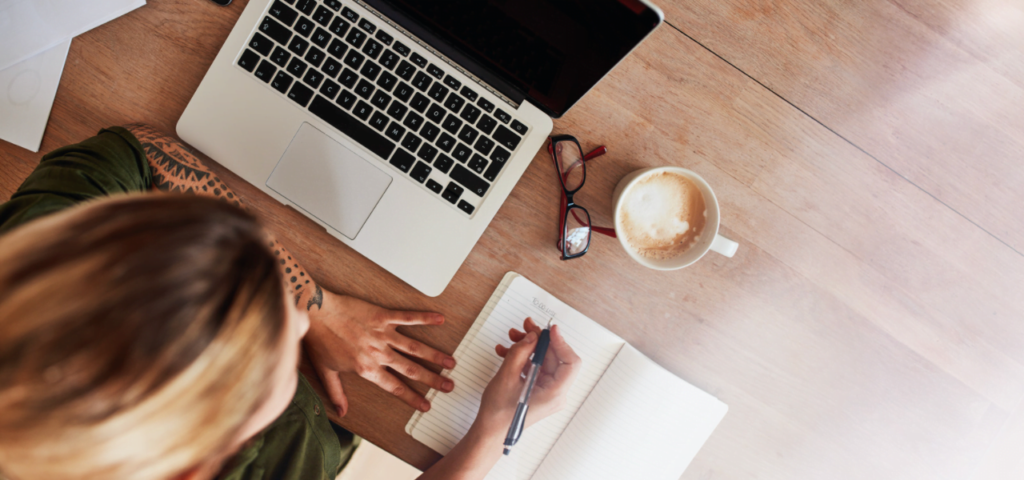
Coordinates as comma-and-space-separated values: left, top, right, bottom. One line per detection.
405, 272, 728, 480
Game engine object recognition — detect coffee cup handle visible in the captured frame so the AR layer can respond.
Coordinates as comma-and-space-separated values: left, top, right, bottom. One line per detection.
710, 234, 739, 258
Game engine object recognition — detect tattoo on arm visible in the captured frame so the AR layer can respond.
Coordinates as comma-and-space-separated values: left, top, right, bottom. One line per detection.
267, 237, 320, 306
306, 285, 324, 312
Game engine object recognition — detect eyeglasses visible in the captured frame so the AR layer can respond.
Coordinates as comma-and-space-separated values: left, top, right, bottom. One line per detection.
548, 135, 617, 260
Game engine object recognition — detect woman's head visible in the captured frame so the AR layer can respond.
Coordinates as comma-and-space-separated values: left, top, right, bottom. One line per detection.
0, 194, 306, 480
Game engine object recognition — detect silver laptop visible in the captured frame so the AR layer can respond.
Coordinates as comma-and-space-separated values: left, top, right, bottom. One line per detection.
178, 0, 663, 296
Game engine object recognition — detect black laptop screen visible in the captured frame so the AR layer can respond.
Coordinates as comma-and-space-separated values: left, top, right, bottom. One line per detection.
363, 0, 662, 118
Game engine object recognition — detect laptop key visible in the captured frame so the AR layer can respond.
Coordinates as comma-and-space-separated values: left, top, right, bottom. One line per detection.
444, 94, 465, 113
288, 36, 309, 56
375, 30, 393, 45
441, 182, 464, 204
370, 90, 390, 109
409, 93, 430, 113
460, 104, 481, 124
468, 153, 488, 174
329, 17, 350, 37
494, 108, 511, 123
343, 50, 364, 69
327, 38, 347, 58
427, 83, 449, 102
345, 29, 367, 48
341, 7, 359, 22
395, 61, 416, 81
426, 64, 444, 79
338, 68, 357, 88
259, 17, 292, 45
393, 41, 411, 56
319, 79, 340, 99
295, 16, 316, 37
426, 178, 443, 194
417, 144, 438, 163
354, 79, 375, 99
400, 132, 421, 152
362, 39, 382, 59
311, 27, 331, 48
369, 111, 389, 131
460, 86, 478, 102
324, 0, 341, 11
389, 149, 415, 173
457, 200, 475, 215
452, 143, 471, 163
394, 82, 414, 102
288, 82, 314, 106
286, 57, 307, 77
376, 71, 397, 91
271, 46, 291, 67
312, 5, 333, 27
425, 104, 446, 124
322, 57, 342, 78
410, 52, 428, 68
483, 157, 505, 181
269, 0, 298, 26
379, 50, 399, 70
386, 102, 407, 121
403, 112, 423, 132
384, 121, 405, 141
337, 89, 356, 109
490, 146, 510, 164
474, 136, 494, 156
238, 49, 260, 71
410, 162, 432, 183
492, 125, 521, 150
476, 115, 496, 135
302, 69, 324, 88
477, 97, 495, 113
305, 47, 325, 67
271, 71, 293, 93
249, 33, 274, 56
443, 75, 461, 90
352, 100, 373, 120
358, 18, 376, 33
434, 154, 454, 173
510, 120, 529, 135
436, 133, 456, 153
457, 125, 478, 144
441, 114, 463, 135
420, 123, 440, 142
412, 71, 432, 91
360, 61, 381, 81
295, 0, 316, 15
309, 96, 396, 159
450, 164, 489, 197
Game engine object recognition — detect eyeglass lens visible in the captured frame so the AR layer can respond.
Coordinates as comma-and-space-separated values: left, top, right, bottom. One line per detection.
553, 140, 585, 191
563, 206, 592, 257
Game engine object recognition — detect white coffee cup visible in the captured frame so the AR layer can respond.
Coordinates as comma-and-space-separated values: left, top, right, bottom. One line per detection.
612, 167, 738, 270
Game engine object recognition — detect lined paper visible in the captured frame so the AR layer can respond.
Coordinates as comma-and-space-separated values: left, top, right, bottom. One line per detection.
406, 273, 626, 480
531, 345, 729, 480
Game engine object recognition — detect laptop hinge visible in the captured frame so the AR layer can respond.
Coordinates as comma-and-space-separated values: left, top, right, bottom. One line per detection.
354, 1, 521, 111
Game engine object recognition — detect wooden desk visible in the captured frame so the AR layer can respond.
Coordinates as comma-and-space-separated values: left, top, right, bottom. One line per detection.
3, 1, 1023, 478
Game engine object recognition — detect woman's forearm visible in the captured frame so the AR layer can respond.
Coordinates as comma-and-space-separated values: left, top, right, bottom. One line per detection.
418, 421, 506, 480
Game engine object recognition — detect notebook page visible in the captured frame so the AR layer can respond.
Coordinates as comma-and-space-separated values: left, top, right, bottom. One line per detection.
406, 274, 626, 480
532, 344, 728, 480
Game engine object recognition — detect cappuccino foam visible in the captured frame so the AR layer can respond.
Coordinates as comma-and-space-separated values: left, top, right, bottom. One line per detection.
620, 171, 706, 260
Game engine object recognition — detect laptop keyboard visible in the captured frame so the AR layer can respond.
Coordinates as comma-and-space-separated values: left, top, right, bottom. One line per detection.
236, 0, 531, 216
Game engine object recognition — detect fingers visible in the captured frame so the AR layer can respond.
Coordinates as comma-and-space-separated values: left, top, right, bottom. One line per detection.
385, 309, 445, 326
390, 335, 456, 369
548, 325, 582, 383
386, 353, 454, 394
317, 367, 349, 417
496, 331, 538, 383
373, 370, 432, 412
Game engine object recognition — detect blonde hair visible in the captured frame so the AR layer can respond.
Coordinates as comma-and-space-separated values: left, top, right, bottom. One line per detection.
0, 195, 287, 480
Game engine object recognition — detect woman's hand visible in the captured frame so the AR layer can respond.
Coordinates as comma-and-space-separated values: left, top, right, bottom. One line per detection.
303, 291, 456, 416
475, 318, 582, 434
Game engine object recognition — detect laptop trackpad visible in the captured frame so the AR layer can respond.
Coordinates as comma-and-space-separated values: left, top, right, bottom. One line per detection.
267, 123, 392, 240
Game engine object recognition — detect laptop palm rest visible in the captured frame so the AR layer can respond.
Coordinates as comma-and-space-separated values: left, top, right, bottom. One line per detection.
266, 123, 392, 240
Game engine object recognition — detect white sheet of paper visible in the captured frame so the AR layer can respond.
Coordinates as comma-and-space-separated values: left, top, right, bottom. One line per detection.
0, 39, 71, 152
0, 0, 146, 71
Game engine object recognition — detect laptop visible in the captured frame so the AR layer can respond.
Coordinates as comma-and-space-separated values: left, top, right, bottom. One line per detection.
178, 0, 664, 296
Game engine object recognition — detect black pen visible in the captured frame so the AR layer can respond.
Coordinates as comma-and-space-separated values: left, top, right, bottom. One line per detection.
502, 322, 551, 455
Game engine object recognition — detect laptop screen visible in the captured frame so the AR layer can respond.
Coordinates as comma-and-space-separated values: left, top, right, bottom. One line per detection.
362, 0, 663, 118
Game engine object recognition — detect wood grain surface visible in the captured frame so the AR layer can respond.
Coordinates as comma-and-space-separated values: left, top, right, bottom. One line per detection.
1, 0, 1022, 478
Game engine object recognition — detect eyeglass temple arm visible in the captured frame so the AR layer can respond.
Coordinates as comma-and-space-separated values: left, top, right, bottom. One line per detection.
584, 146, 607, 161
568, 208, 617, 239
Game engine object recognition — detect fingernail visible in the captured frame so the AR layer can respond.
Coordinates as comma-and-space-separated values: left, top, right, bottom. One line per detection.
434, 314, 445, 324
420, 400, 431, 412
442, 380, 454, 391
443, 358, 456, 369
526, 331, 537, 342
336, 405, 346, 417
